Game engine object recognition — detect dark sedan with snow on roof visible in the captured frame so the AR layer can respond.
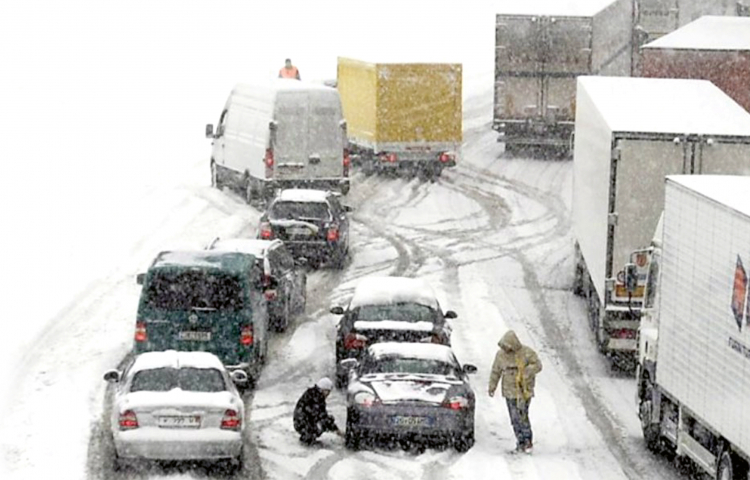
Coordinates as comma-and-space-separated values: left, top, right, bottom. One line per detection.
343, 342, 477, 452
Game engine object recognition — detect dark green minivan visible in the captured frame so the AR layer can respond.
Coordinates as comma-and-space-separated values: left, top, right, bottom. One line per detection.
133, 250, 269, 386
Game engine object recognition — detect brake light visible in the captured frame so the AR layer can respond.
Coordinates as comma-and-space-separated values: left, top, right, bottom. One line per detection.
264, 289, 277, 301
240, 325, 254, 346
119, 410, 139, 430
354, 392, 378, 407
134, 322, 147, 342
327, 226, 340, 242
221, 409, 242, 430
264, 148, 274, 168
344, 333, 367, 349
444, 396, 469, 410
259, 222, 273, 239
343, 149, 351, 177
613, 329, 637, 340
439, 152, 453, 163
380, 153, 397, 163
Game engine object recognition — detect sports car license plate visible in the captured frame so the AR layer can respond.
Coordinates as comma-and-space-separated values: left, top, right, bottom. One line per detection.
287, 227, 311, 236
157, 415, 201, 428
392, 416, 431, 427
178, 331, 211, 341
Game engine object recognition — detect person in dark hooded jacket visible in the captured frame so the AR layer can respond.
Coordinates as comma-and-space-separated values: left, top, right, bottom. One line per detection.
293, 377, 341, 445
488, 330, 542, 453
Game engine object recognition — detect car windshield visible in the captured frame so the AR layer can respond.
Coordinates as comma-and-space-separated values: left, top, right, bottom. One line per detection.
355, 303, 436, 323
270, 201, 330, 221
130, 367, 226, 392
361, 356, 458, 377
144, 270, 244, 311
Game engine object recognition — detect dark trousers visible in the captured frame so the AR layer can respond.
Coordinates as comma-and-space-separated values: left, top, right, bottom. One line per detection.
506, 397, 533, 448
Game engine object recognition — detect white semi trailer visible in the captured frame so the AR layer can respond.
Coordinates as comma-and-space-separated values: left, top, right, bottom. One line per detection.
572, 76, 750, 364
637, 175, 750, 479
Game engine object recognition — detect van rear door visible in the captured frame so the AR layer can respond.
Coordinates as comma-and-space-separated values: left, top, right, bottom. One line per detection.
274, 92, 309, 179
306, 91, 344, 179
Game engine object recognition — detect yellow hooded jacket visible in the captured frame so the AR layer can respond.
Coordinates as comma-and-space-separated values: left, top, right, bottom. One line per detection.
488, 330, 542, 401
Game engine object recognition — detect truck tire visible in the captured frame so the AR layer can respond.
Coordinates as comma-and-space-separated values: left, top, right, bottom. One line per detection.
717, 450, 748, 480
638, 376, 660, 452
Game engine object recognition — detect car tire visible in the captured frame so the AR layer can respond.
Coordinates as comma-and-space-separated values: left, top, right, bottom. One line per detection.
211, 161, 221, 189
454, 430, 475, 453
345, 425, 362, 450
112, 447, 126, 472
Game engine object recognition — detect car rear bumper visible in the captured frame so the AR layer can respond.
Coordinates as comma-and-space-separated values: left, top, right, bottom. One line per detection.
114, 428, 243, 460
348, 405, 473, 440
285, 241, 342, 262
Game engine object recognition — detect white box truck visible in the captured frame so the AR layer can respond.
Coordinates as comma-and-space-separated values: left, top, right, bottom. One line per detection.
206, 80, 350, 202
492, 0, 633, 155
637, 175, 750, 479
572, 76, 750, 363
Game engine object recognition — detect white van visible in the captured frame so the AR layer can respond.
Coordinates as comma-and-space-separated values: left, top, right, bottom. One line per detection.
206, 80, 351, 202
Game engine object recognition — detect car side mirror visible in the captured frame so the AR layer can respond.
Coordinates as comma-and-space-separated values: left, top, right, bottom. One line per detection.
330, 306, 345, 315
103, 370, 121, 383
463, 364, 478, 375
230, 369, 249, 385
444, 310, 457, 319
136, 273, 145, 285
340, 358, 358, 371
205, 123, 214, 138
343, 205, 354, 213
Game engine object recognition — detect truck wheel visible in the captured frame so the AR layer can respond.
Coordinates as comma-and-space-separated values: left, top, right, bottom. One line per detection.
638, 376, 660, 452
211, 161, 221, 189
717, 450, 747, 480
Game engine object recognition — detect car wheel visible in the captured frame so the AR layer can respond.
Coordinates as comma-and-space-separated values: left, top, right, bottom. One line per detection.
345, 424, 362, 450
454, 430, 475, 453
112, 446, 126, 471
211, 161, 221, 189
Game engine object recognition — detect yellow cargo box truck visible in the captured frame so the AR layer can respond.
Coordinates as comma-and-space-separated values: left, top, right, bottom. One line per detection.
337, 57, 462, 180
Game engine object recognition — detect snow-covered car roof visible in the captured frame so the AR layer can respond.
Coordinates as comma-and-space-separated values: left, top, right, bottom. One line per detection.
495, 0, 619, 17
367, 342, 455, 364
577, 76, 750, 136
349, 276, 439, 309
667, 175, 750, 218
152, 250, 256, 273
642, 16, 750, 51
275, 188, 332, 203
130, 350, 226, 374
209, 238, 276, 257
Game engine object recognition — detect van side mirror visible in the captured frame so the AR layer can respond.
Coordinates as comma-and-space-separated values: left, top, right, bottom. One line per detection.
330, 306, 345, 315
136, 273, 145, 285
463, 364, 478, 375
624, 263, 638, 294
269, 120, 278, 131
103, 370, 121, 383
445, 310, 458, 319
343, 205, 354, 213
205, 123, 214, 139
339, 119, 347, 130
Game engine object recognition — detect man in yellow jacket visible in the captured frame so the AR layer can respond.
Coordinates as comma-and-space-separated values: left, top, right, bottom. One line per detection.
488, 330, 543, 453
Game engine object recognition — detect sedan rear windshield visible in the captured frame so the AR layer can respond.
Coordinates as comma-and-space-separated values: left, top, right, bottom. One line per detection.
130, 367, 226, 392
361, 357, 458, 377
270, 201, 331, 221
144, 270, 244, 310
355, 303, 436, 323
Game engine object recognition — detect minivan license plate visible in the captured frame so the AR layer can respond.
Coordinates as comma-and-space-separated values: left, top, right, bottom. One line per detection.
392, 416, 431, 427
157, 415, 201, 428
179, 331, 211, 341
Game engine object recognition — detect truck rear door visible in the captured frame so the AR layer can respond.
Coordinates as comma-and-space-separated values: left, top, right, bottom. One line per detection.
274, 92, 309, 179
494, 15, 542, 120
693, 140, 750, 176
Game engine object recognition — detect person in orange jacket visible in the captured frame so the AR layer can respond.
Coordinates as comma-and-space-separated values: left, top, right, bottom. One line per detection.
279, 58, 301, 80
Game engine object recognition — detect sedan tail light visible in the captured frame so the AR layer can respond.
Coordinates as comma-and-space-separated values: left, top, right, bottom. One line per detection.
444, 396, 469, 410
380, 152, 397, 163
119, 410, 139, 430
259, 222, 273, 239
613, 329, 637, 339
221, 409, 242, 430
344, 333, 367, 350
327, 226, 340, 242
134, 322, 147, 342
264, 289, 277, 301
240, 325, 254, 346
438, 152, 454, 163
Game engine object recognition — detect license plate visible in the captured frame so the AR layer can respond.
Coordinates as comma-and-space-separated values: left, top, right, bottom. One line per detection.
157, 415, 201, 428
178, 331, 211, 341
287, 227, 311, 236
392, 416, 431, 427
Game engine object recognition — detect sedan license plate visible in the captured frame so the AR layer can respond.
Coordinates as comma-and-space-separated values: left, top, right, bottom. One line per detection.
392, 416, 432, 427
178, 331, 211, 341
157, 415, 201, 428
287, 227, 311, 236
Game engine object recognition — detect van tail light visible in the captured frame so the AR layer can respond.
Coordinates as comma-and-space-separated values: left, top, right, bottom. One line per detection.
264, 289, 277, 301
221, 409, 242, 430
344, 333, 368, 350
119, 410, 139, 430
327, 226, 340, 242
343, 149, 351, 177
613, 328, 637, 340
264, 149, 274, 178
240, 325, 254, 346
134, 322, 147, 342
259, 222, 273, 239
443, 396, 469, 410
439, 152, 454, 163
380, 152, 397, 163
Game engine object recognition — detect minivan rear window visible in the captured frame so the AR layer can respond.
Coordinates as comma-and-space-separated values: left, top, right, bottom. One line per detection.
270, 201, 331, 221
144, 270, 244, 311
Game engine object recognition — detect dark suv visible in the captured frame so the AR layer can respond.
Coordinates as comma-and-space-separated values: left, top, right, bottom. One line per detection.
207, 238, 307, 332
258, 189, 352, 269
330, 276, 458, 387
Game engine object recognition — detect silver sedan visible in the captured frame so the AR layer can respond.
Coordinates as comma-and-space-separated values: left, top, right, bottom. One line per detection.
104, 350, 247, 471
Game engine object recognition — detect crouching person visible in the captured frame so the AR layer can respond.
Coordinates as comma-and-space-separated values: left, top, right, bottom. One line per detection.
293, 377, 341, 445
